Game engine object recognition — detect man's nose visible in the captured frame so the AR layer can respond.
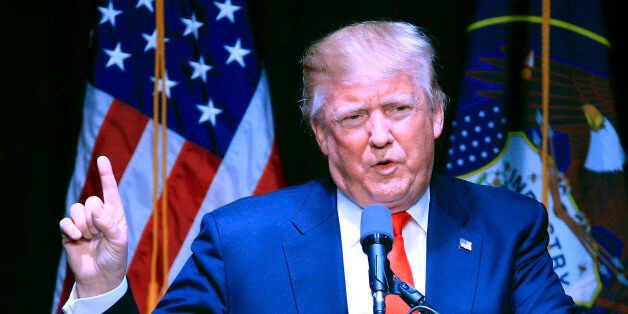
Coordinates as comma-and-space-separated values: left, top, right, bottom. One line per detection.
368, 114, 393, 148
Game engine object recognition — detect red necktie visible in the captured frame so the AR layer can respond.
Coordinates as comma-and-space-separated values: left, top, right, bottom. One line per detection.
386, 211, 414, 314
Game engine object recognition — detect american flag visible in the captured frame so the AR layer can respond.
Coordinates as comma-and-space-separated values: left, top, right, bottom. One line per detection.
52, 0, 284, 312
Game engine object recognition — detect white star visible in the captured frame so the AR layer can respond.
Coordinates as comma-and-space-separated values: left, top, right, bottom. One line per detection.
457, 159, 464, 166
464, 115, 471, 122
481, 151, 488, 158
459, 144, 466, 152
484, 136, 492, 143
472, 140, 479, 147
469, 155, 476, 162
104, 43, 131, 71
224, 39, 250, 67
214, 0, 241, 23
150, 73, 178, 98
446, 163, 452, 170
478, 111, 485, 118
142, 30, 169, 52
189, 56, 213, 82
474, 126, 481, 133
99, 1, 123, 27
448, 148, 454, 155
181, 14, 204, 39
599, 265, 609, 277
531, 131, 541, 146
196, 99, 222, 126
136, 0, 154, 12
461, 130, 468, 137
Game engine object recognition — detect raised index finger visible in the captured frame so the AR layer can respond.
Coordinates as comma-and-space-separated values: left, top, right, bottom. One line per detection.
97, 156, 123, 211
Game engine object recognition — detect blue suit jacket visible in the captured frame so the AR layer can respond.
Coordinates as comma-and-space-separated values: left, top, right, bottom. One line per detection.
113, 175, 575, 313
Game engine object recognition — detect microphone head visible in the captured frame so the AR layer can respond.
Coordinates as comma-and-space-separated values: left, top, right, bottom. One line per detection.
360, 204, 393, 245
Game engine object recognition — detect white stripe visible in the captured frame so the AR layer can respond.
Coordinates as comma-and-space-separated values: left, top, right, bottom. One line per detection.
119, 121, 185, 265
168, 71, 275, 283
53, 84, 113, 312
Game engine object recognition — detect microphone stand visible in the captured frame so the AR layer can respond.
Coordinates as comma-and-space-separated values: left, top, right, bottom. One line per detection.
387, 274, 439, 314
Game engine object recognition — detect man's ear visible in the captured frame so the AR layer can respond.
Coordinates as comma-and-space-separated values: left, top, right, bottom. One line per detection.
311, 118, 329, 156
432, 106, 444, 139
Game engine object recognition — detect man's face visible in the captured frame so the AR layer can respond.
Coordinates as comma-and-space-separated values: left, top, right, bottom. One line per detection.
312, 74, 444, 213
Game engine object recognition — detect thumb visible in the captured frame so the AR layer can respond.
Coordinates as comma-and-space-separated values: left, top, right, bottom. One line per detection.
92, 203, 127, 246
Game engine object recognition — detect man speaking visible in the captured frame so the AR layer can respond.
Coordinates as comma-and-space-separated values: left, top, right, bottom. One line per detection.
60, 21, 575, 313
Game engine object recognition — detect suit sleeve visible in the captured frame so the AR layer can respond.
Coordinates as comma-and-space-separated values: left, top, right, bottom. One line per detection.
104, 284, 139, 314
153, 213, 229, 313
511, 202, 576, 313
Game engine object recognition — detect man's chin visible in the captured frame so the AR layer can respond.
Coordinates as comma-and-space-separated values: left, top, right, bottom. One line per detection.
366, 192, 406, 208
363, 184, 419, 211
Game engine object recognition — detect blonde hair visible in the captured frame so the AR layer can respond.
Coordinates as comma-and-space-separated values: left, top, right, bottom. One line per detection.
301, 21, 447, 122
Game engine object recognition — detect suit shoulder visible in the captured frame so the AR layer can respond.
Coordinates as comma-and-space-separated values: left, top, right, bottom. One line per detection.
200, 179, 332, 227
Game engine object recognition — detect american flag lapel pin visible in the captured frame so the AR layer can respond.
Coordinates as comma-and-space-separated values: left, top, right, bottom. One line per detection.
459, 238, 472, 251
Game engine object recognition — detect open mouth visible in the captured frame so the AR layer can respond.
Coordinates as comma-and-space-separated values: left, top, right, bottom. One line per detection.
374, 160, 395, 171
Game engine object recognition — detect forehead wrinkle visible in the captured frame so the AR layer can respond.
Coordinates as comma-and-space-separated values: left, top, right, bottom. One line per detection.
333, 86, 417, 106
379, 93, 418, 106
330, 103, 368, 121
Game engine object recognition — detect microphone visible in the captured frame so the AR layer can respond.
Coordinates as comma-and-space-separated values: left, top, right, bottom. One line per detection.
360, 205, 393, 314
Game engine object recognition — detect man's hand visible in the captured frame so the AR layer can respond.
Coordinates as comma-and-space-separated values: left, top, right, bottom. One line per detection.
59, 156, 128, 298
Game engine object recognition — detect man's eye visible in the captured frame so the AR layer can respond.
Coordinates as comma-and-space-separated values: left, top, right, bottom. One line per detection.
388, 105, 413, 119
340, 114, 367, 128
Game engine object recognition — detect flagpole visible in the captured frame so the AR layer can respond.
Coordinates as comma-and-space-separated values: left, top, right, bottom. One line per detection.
148, 0, 167, 311
541, 0, 551, 208
158, 0, 170, 299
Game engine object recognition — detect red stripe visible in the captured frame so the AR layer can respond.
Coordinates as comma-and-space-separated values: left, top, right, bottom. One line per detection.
253, 139, 286, 195
55, 99, 148, 313
128, 141, 221, 314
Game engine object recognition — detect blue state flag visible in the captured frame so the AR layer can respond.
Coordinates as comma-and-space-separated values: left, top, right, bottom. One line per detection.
447, 0, 627, 311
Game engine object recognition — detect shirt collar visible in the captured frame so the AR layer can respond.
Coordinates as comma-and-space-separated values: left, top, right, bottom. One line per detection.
337, 186, 430, 249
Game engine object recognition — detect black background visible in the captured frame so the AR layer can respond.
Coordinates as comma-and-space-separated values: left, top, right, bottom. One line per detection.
2, 0, 625, 311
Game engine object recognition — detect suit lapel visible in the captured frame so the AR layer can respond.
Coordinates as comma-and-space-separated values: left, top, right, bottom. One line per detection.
282, 180, 348, 314
426, 175, 483, 313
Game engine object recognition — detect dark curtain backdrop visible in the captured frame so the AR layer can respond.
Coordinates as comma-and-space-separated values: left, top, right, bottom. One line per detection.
2, 0, 625, 311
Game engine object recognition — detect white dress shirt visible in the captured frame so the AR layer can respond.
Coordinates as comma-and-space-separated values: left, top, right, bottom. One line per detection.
62, 277, 128, 313
337, 187, 429, 314
64, 187, 430, 313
